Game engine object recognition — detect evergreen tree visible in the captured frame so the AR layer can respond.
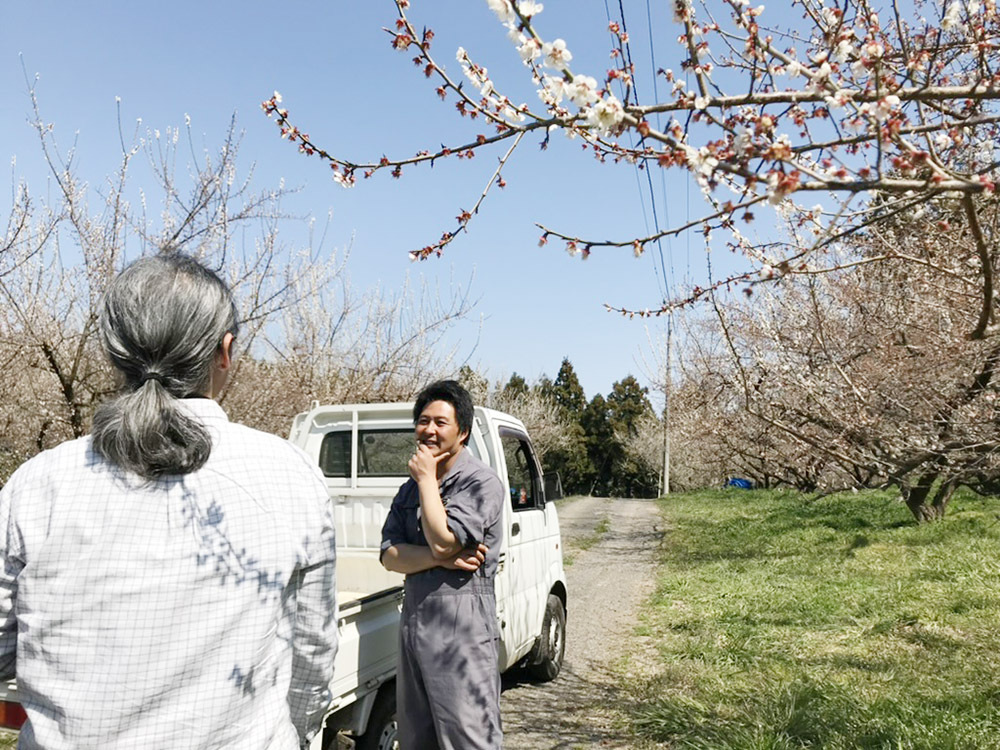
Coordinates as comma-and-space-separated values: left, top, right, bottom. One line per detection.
537, 359, 593, 494
581, 394, 615, 496
501, 373, 529, 399
607, 376, 659, 497
551, 358, 587, 416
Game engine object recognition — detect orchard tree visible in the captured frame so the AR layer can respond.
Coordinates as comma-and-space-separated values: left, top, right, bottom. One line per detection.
680, 191, 1000, 520
0, 86, 474, 481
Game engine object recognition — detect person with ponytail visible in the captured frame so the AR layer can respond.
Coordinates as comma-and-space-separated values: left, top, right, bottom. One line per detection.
0, 252, 338, 749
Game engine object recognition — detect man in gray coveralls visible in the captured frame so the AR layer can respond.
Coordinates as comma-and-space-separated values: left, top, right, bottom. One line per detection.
380, 380, 505, 749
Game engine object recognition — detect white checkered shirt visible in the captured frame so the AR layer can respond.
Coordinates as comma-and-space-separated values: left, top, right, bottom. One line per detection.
0, 399, 337, 749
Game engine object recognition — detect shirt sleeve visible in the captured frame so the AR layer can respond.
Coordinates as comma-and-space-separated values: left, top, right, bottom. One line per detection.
287, 468, 338, 745
445, 469, 503, 550
379, 482, 412, 561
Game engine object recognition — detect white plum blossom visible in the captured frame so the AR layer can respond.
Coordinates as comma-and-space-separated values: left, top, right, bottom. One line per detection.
686, 146, 719, 177
825, 89, 855, 108
517, 37, 541, 63
542, 39, 573, 70
673, 0, 693, 22
517, 0, 543, 16
505, 105, 527, 122
734, 127, 753, 158
539, 75, 568, 104
934, 131, 954, 150
273, 90, 283, 104
865, 94, 900, 121
486, 0, 515, 24
973, 138, 996, 168
567, 75, 600, 106
843, 116, 866, 134
833, 39, 855, 62
942, 1, 963, 29
786, 60, 805, 77
583, 95, 625, 134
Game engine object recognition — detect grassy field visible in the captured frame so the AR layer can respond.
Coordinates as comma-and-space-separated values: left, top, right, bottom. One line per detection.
635, 488, 1000, 750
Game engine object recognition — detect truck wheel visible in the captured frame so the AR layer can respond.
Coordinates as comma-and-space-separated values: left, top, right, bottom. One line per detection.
356, 687, 398, 750
528, 594, 566, 682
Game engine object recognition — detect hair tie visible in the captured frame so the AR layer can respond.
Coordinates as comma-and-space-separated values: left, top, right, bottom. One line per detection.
141, 372, 167, 386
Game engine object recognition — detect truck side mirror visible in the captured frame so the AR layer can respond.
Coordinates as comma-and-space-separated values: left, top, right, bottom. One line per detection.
543, 471, 563, 502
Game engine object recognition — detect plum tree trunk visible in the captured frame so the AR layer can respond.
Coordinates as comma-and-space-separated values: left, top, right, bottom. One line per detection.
902, 475, 956, 523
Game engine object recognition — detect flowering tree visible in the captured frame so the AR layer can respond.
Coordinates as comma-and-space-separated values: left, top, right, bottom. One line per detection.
263, 0, 1000, 324
669, 191, 1000, 520
0, 86, 474, 482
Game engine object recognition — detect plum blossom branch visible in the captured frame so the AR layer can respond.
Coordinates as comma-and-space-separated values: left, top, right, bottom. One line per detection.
263, 0, 1000, 323
409, 131, 525, 260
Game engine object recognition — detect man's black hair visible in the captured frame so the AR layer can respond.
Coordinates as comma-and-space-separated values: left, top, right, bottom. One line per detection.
413, 379, 474, 445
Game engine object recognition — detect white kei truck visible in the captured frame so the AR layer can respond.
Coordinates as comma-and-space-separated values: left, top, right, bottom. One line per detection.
0, 402, 569, 750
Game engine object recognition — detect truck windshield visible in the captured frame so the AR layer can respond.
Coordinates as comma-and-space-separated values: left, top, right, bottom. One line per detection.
319, 429, 413, 478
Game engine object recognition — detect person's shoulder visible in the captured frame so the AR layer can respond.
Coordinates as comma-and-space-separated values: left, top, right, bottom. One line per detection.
215, 421, 328, 491
222, 421, 311, 464
458, 450, 503, 489
2, 436, 94, 494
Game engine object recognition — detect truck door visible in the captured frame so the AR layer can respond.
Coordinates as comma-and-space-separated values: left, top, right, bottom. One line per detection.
497, 426, 548, 659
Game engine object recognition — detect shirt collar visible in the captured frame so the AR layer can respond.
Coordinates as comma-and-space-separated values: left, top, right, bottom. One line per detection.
439, 445, 471, 485
176, 398, 230, 425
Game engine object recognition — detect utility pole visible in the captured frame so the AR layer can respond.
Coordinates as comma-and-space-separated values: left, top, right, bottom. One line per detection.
662, 313, 671, 496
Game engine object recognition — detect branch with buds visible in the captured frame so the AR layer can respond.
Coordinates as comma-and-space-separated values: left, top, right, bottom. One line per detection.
264, 0, 1000, 323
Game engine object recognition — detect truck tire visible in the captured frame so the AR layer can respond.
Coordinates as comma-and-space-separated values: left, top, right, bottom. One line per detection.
528, 593, 566, 682
356, 686, 398, 750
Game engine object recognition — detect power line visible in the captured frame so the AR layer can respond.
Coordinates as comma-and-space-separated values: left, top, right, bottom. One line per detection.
604, 0, 673, 303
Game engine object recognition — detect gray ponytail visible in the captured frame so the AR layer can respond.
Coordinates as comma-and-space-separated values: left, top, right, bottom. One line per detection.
91, 253, 239, 479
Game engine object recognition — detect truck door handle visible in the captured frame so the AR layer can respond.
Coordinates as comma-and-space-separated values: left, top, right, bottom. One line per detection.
511, 522, 520, 536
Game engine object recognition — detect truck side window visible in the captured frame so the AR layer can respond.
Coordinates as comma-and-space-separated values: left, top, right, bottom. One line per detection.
319, 431, 351, 477
500, 434, 541, 511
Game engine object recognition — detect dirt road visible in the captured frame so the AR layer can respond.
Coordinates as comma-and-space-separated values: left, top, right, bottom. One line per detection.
500, 496, 664, 749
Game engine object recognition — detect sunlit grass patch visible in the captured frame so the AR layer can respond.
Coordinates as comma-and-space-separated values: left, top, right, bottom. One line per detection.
637, 488, 1000, 749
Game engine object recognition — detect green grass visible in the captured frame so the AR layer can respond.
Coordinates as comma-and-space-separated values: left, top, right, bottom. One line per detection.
635, 488, 1000, 749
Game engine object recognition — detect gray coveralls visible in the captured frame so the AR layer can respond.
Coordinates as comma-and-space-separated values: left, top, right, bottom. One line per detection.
380, 448, 505, 750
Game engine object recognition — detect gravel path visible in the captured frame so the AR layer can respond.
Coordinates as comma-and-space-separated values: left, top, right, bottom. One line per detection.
499, 496, 665, 749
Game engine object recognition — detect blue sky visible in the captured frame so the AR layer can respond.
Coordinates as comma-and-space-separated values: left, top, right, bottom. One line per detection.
0, 1, 730, 402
